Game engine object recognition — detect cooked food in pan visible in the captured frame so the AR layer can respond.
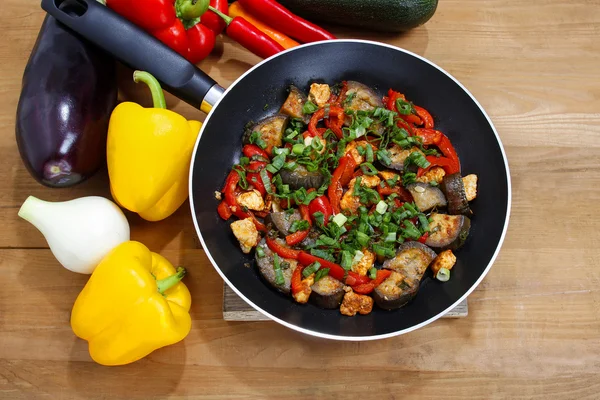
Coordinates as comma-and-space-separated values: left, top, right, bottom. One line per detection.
217, 81, 478, 316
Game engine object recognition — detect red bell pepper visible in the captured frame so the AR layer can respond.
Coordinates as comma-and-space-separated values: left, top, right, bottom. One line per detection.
309, 106, 345, 139
297, 252, 370, 286
242, 144, 269, 159
352, 269, 392, 295
418, 232, 429, 244
285, 204, 312, 246
237, 0, 336, 43
308, 195, 333, 226
246, 161, 271, 196
415, 128, 442, 146
417, 133, 461, 176
329, 81, 348, 106
106, 0, 215, 64
208, 6, 285, 59
377, 183, 414, 203
217, 200, 232, 220
290, 263, 305, 296
201, 0, 228, 35
266, 236, 300, 259
303, 128, 326, 138
223, 170, 267, 231
328, 155, 356, 214
414, 106, 434, 129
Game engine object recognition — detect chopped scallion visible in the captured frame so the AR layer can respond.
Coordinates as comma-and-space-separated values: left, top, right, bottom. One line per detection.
375, 200, 388, 215
303, 261, 321, 278
436, 267, 451, 282
333, 213, 348, 227
368, 267, 377, 280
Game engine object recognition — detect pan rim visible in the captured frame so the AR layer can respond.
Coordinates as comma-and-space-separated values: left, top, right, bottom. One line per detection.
188, 39, 512, 341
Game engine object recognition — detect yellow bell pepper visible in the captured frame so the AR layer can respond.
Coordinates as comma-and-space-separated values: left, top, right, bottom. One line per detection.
107, 71, 201, 221
71, 241, 192, 366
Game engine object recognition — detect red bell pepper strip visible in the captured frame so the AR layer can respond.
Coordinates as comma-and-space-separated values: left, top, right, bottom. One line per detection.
303, 128, 326, 138
395, 117, 416, 136
217, 200, 232, 220
324, 108, 345, 139
106, 0, 215, 64
201, 0, 228, 35
246, 161, 271, 196
328, 155, 356, 214
266, 236, 300, 259
237, 0, 336, 43
418, 155, 460, 176
437, 135, 461, 170
242, 144, 269, 159
386, 89, 423, 125
298, 252, 370, 286
308, 106, 345, 139
418, 232, 429, 244
291, 263, 306, 296
328, 81, 348, 106
208, 6, 285, 59
223, 170, 267, 231
285, 204, 311, 245
415, 128, 442, 146
377, 183, 414, 203
308, 195, 333, 226
352, 270, 393, 295
414, 106, 434, 129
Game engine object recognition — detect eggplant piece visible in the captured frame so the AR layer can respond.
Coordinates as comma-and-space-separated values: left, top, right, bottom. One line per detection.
310, 275, 345, 309
373, 271, 417, 310
255, 239, 298, 295
406, 182, 447, 212
265, 210, 302, 236
280, 164, 325, 190
376, 242, 437, 310
280, 85, 310, 123
425, 213, 471, 251
16, 16, 117, 187
388, 145, 424, 172
342, 81, 384, 112
243, 115, 289, 155
441, 173, 473, 216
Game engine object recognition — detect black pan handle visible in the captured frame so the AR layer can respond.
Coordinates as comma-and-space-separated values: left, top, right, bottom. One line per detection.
41, 0, 225, 112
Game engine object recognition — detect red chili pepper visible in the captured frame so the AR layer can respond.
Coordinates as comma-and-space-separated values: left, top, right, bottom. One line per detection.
308, 195, 333, 226
285, 204, 312, 245
208, 6, 285, 58
106, 0, 215, 64
328, 155, 356, 214
266, 236, 300, 259
242, 144, 269, 159
222, 170, 267, 231
414, 106, 434, 129
352, 270, 392, 295
309, 106, 345, 138
415, 128, 442, 146
201, 0, 228, 34
237, 0, 336, 43
297, 252, 369, 286
217, 200, 232, 220
418, 232, 429, 244
290, 263, 305, 295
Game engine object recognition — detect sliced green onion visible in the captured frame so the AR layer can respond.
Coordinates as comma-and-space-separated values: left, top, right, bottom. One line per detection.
353, 176, 362, 196
259, 169, 271, 193
375, 200, 388, 215
256, 247, 265, 258
289, 219, 310, 233
286, 130, 300, 140
273, 147, 290, 156
404, 151, 430, 169
402, 172, 417, 186
360, 162, 379, 175
233, 167, 248, 190
316, 234, 338, 247
283, 161, 297, 171
239, 156, 250, 166
292, 143, 305, 155
333, 213, 348, 227
418, 214, 430, 233
273, 254, 285, 285
302, 100, 318, 114
385, 232, 397, 242
436, 267, 451, 282
395, 98, 414, 115
303, 261, 321, 278
368, 267, 377, 280
366, 144, 374, 163
402, 220, 422, 240
353, 250, 365, 264
356, 231, 370, 247
310, 249, 335, 262
312, 211, 325, 227
341, 250, 353, 270
314, 268, 330, 282
311, 136, 324, 151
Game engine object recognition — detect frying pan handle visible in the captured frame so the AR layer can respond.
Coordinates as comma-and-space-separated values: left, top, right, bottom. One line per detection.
41, 0, 225, 113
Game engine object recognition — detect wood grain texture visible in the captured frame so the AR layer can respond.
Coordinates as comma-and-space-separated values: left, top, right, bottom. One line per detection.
1, 0, 600, 398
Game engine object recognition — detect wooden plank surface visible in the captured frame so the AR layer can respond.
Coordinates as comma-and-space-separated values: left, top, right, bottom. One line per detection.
223, 284, 468, 320
1, 0, 600, 399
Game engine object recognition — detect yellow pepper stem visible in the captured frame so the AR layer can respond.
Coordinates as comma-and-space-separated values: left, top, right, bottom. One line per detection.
133, 71, 167, 109
156, 267, 187, 294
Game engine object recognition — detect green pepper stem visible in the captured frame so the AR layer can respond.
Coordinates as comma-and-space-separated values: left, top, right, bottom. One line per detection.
156, 267, 187, 294
133, 71, 167, 109
208, 5, 232, 25
175, 0, 209, 21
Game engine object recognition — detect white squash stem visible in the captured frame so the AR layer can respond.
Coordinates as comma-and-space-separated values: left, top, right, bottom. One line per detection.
18, 196, 130, 274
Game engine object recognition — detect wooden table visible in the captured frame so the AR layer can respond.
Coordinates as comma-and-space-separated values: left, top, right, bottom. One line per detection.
1, 0, 599, 398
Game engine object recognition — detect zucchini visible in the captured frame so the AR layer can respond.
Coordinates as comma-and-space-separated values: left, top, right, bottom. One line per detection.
425, 213, 471, 251
278, 0, 438, 33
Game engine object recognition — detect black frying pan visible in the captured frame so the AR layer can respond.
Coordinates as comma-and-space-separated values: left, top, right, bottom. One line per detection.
43, 0, 511, 340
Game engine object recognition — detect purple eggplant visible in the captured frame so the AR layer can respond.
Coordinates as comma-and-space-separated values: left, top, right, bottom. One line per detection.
16, 15, 117, 187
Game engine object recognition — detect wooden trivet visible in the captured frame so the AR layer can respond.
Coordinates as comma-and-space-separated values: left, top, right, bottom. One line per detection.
223, 283, 468, 321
